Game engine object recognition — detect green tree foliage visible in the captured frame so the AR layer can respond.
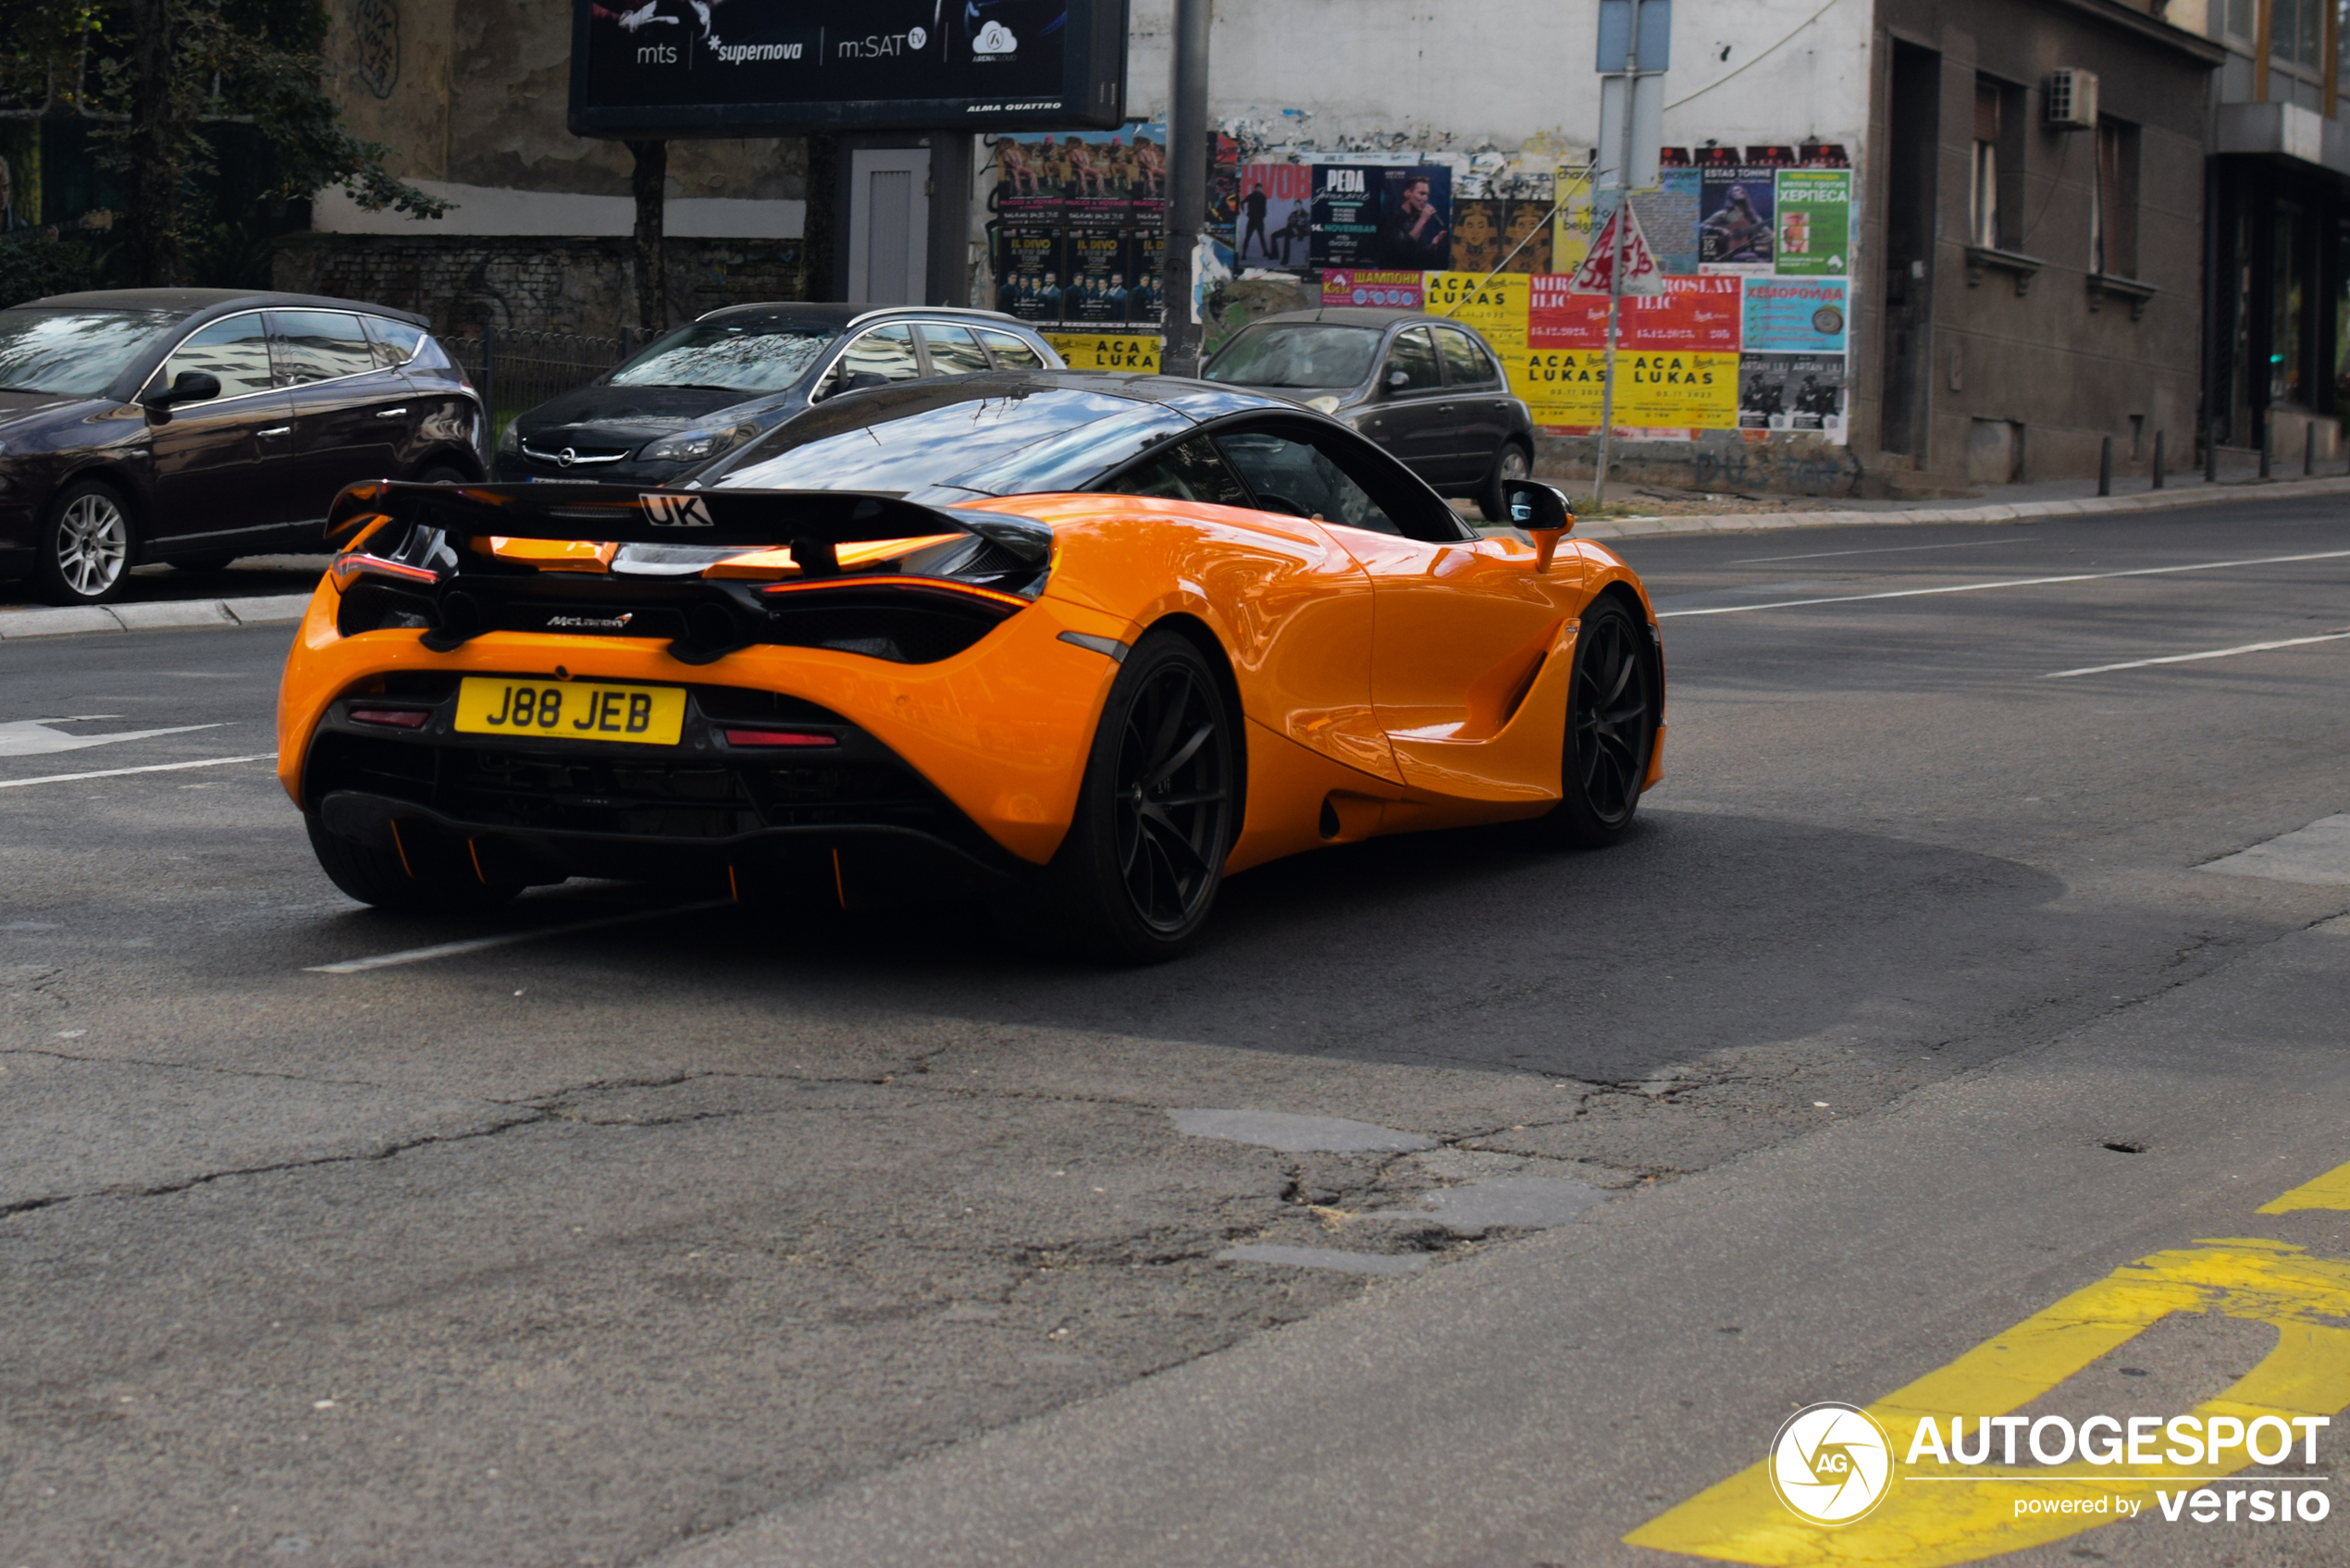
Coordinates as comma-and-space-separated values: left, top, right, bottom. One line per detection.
1, 0, 448, 285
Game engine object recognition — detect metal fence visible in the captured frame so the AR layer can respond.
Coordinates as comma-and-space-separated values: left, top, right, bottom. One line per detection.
443, 328, 637, 446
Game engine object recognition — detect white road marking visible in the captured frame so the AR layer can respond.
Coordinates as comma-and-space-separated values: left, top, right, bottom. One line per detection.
0, 718, 227, 757
1654, 548, 2350, 619
305, 900, 733, 974
2044, 628, 2350, 678
0, 753, 277, 789
1732, 536, 2036, 564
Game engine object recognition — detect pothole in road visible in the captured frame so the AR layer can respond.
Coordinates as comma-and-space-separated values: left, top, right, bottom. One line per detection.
2100, 1139, 2149, 1154
1167, 1108, 1438, 1153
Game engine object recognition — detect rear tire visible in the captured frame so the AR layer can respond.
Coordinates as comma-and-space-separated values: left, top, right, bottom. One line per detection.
306, 812, 522, 914
1478, 441, 1534, 522
415, 463, 470, 485
1034, 630, 1237, 963
1530, 596, 1656, 847
36, 479, 136, 605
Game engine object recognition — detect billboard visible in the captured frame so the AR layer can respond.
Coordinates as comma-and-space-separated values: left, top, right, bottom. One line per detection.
570, 0, 1132, 137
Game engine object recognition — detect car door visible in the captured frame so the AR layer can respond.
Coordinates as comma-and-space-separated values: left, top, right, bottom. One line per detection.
1434, 326, 1510, 479
143, 311, 296, 552
1113, 432, 1400, 784
1350, 327, 1453, 482
1358, 523, 1587, 800
273, 310, 412, 528
825, 323, 926, 394
915, 321, 994, 377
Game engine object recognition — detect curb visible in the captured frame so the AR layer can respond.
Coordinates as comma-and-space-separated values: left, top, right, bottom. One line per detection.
1575, 474, 2350, 541
0, 592, 313, 640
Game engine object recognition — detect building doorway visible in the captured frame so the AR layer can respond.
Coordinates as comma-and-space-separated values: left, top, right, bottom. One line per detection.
848, 148, 931, 306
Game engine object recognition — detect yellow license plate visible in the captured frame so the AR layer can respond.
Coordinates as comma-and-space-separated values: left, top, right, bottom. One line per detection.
453, 677, 686, 745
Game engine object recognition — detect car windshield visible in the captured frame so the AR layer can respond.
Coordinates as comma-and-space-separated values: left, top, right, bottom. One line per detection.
607, 320, 835, 394
0, 307, 182, 396
714, 385, 1187, 497
1203, 323, 1382, 389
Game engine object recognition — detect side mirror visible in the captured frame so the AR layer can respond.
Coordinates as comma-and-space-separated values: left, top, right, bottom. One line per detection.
815, 367, 889, 402
1503, 479, 1575, 574
142, 370, 221, 413
1386, 369, 1412, 390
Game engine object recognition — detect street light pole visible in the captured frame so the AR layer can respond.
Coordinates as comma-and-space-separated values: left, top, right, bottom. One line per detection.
1591, 0, 1641, 508
1161, 0, 1212, 377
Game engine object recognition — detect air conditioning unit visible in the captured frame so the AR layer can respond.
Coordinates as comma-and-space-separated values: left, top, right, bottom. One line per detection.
2047, 68, 2099, 130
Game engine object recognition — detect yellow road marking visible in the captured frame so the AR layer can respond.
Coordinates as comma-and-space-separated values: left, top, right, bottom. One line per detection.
2259, 1158, 2350, 1215
1624, 1239, 2350, 1565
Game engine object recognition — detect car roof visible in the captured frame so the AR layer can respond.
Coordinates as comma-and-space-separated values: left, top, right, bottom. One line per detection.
1242, 306, 1471, 330
24, 288, 430, 327
694, 302, 1044, 334
810, 369, 1301, 421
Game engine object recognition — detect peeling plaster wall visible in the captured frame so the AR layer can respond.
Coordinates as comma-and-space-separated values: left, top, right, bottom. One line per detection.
1121, 0, 1872, 157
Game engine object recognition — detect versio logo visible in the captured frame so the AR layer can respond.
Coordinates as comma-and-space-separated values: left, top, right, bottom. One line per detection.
1769, 1402, 1893, 1525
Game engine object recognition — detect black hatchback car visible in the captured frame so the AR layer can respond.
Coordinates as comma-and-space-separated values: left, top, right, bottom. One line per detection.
0, 288, 486, 604
1201, 307, 1536, 519
492, 303, 1064, 488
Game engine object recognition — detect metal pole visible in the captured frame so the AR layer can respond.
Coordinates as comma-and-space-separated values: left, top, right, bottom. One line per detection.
1160, 0, 1212, 378
1591, 0, 1642, 507
2152, 428, 2165, 488
2097, 435, 2111, 496
2306, 420, 2317, 475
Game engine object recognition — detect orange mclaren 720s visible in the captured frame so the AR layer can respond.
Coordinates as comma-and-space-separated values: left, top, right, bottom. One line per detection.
277, 372, 1665, 961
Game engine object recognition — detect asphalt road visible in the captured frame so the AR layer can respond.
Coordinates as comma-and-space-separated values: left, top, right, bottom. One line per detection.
3, 494, 2347, 1567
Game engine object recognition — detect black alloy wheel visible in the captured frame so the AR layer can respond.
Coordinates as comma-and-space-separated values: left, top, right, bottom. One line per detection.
1040, 631, 1236, 962
1533, 596, 1655, 847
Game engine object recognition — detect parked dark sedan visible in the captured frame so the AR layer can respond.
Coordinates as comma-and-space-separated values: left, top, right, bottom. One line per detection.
1201, 307, 1536, 519
492, 303, 1064, 488
0, 288, 485, 604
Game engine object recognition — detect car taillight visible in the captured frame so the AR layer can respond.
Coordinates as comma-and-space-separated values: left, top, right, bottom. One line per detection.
331, 552, 442, 591
349, 707, 432, 729
723, 729, 838, 748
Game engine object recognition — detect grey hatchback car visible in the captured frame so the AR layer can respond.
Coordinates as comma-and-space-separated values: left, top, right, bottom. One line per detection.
1201, 307, 1536, 520
492, 304, 1065, 488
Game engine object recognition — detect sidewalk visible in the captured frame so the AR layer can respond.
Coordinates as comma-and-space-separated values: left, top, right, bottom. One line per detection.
1571, 459, 2350, 541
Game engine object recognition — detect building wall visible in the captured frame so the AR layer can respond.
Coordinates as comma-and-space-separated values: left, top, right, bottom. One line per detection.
1122, 0, 1872, 159
274, 231, 806, 337
1865, 0, 2218, 483
312, 0, 806, 239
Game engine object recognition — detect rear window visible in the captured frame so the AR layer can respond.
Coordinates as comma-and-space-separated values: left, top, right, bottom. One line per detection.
1204, 323, 1381, 389
714, 385, 1184, 497
611, 319, 835, 393
365, 315, 427, 369
977, 328, 1046, 370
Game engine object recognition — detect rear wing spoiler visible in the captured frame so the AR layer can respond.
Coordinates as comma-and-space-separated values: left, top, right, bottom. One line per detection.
326, 480, 1048, 563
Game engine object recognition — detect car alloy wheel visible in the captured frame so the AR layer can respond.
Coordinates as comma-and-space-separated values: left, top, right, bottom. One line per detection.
1039, 631, 1237, 961
1531, 596, 1655, 847
57, 491, 130, 599
1114, 654, 1232, 932
1572, 600, 1651, 822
